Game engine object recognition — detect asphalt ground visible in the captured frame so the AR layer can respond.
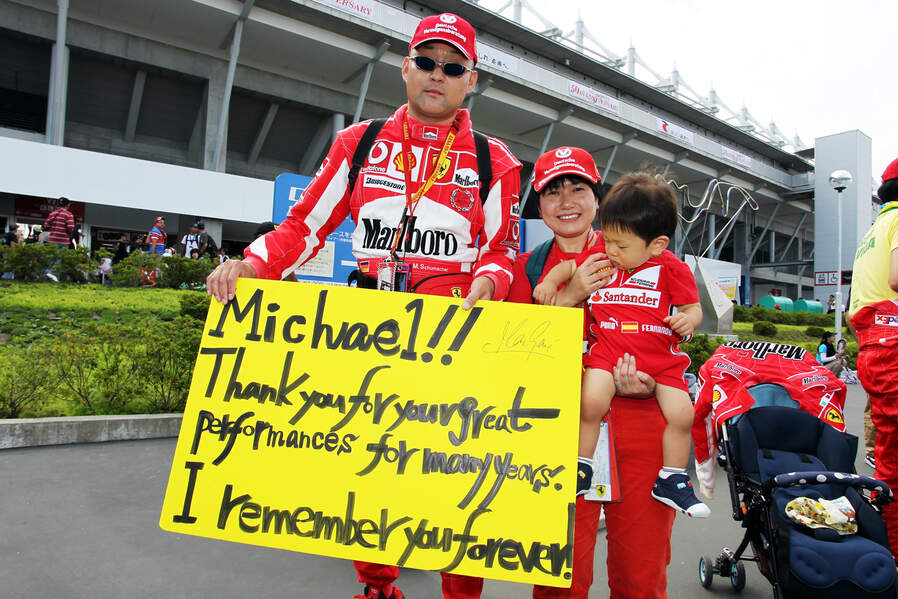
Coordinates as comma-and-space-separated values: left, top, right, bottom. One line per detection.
0, 384, 871, 599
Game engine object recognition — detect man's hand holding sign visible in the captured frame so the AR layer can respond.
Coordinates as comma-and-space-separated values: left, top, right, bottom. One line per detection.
160, 280, 583, 586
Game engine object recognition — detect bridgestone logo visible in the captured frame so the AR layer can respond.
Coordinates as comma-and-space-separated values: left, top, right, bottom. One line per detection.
364, 175, 405, 192
724, 341, 805, 361
362, 217, 458, 256
591, 289, 661, 308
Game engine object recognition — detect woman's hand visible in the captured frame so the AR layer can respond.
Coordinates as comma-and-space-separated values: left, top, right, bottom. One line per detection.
561, 253, 616, 305
612, 353, 657, 398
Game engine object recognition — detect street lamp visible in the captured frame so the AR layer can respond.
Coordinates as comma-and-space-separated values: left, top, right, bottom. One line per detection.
829, 169, 853, 342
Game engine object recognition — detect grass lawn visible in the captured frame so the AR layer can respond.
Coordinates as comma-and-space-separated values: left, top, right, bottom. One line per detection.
0, 281, 183, 316
732, 321, 853, 347
0, 281, 198, 346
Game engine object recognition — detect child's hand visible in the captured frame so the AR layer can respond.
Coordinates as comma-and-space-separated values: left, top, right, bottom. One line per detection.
533, 282, 558, 305
664, 312, 694, 337
567, 254, 615, 300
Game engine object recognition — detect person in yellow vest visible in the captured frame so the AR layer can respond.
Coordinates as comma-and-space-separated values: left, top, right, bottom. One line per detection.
848, 157, 898, 559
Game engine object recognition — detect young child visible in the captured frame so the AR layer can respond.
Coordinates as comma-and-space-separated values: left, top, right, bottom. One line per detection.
534, 172, 709, 517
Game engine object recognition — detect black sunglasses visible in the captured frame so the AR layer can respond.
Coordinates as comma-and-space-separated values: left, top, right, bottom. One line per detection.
409, 55, 472, 78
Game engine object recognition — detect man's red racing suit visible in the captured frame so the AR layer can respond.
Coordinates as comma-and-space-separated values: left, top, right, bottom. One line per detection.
243, 103, 521, 599
243, 104, 522, 299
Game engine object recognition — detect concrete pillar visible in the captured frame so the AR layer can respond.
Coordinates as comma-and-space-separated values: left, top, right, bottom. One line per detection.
331, 113, 345, 143
212, 19, 245, 170
203, 64, 228, 171
203, 218, 223, 249
46, 0, 69, 145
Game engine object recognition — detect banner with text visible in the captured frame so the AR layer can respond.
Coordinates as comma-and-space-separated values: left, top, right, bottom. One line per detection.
160, 280, 583, 586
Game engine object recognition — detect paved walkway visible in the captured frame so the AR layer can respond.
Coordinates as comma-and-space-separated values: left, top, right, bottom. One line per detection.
0, 385, 871, 598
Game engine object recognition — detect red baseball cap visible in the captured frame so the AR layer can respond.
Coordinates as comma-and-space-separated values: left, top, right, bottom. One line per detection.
409, 13, 477, 65
882, 158, 898, 183
154, 216, 165, 223
532, 147, 602, 192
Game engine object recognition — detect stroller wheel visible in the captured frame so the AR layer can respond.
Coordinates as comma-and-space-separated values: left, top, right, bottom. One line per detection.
698, 555, 715, 588
729, 560, 746, 592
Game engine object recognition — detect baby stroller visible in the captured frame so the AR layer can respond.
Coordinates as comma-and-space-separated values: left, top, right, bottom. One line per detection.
691, 341, 897, 598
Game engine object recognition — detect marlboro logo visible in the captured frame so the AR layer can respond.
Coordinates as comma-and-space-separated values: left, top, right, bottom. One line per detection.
724, 341, 805, 361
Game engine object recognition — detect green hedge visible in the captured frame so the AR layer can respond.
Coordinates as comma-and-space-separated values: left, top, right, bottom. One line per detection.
753, 321, 778, 336
734, 304, 843, 327
0, 243, 97, 282
805, 326, 826, 338
0, 316, 203, 418
110, 251, 215, 289
0, 243, 214, 288
681, 334, 725, 375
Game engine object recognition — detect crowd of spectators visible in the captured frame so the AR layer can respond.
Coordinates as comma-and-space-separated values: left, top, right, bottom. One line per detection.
2, 209, 228, 262
2, 204, 233, 286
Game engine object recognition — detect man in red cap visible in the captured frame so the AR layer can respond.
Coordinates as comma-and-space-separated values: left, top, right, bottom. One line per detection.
147, 216, 167, 255
849, 157, 898, 558
206, 11, 521, 599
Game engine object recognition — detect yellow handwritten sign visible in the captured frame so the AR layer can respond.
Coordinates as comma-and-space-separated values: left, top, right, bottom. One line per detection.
160, 280, 583, 586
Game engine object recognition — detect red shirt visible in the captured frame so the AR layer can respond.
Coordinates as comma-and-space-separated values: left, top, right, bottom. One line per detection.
44, 208, 74, 244
585, 249, 698, 347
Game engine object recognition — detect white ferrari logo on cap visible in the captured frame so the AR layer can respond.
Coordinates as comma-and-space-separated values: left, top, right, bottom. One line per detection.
440, 14, 457, 23
555, 148, 572, 158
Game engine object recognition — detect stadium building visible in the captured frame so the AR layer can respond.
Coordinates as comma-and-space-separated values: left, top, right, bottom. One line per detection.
0, 0, 876, 304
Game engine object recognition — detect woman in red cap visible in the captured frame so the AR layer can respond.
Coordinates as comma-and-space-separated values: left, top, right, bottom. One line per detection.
508, 147, 678, 599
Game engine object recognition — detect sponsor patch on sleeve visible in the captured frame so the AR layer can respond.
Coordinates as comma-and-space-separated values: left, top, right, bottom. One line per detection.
874, 314, 898, 327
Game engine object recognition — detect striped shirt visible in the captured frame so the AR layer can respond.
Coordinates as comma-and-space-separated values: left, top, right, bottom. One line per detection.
44, 208, 74, 245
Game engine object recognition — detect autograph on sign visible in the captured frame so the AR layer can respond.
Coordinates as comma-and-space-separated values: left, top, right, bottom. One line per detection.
160, 280, 583, 586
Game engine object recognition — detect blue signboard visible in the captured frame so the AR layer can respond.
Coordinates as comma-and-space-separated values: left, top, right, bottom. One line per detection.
272, 172, 356, 286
